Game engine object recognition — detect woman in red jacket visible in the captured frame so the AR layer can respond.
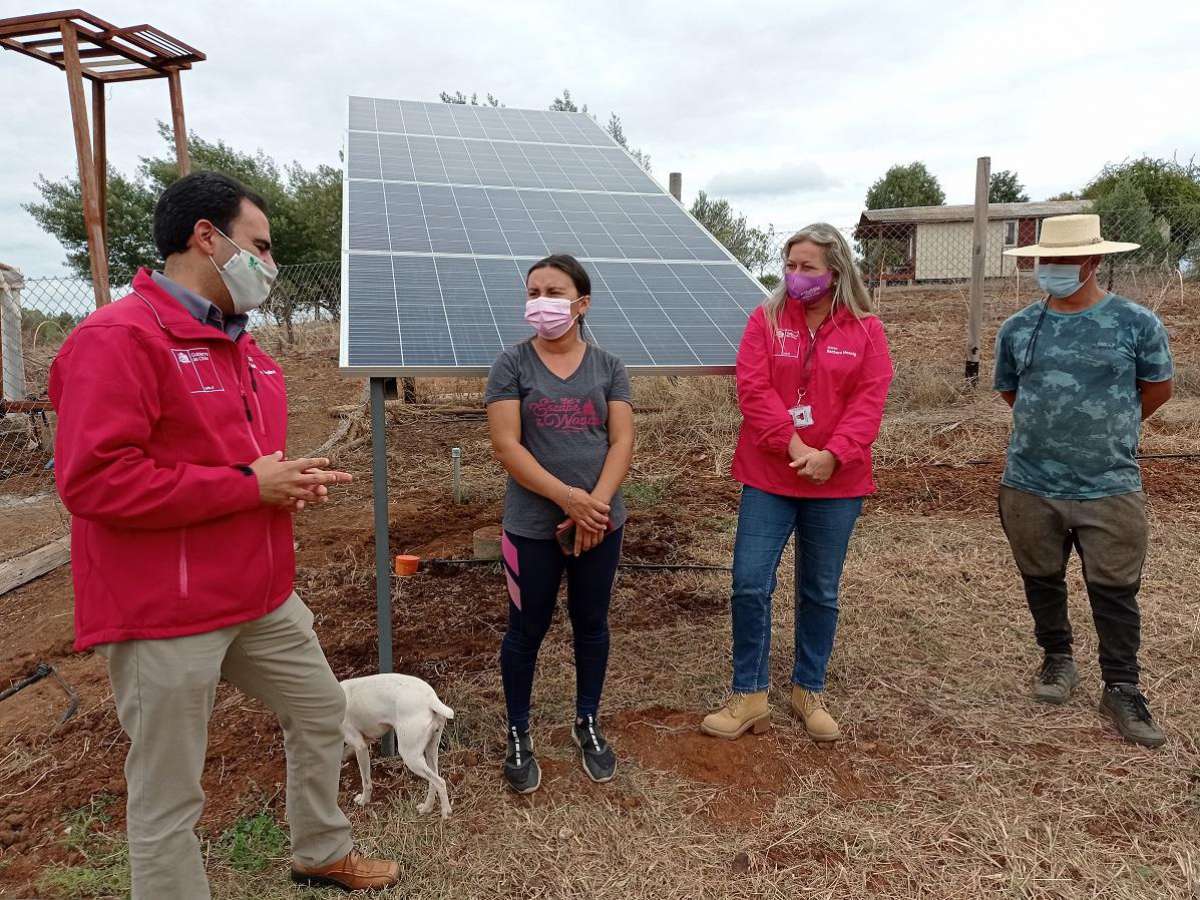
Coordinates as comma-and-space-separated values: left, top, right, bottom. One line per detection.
701, 224, 893, 743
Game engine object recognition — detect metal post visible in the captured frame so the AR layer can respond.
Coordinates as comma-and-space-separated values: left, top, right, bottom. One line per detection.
966, 156, 990, 384
451, 447, 462, 504
669, 172, 682, 202
369, 377, 396, 756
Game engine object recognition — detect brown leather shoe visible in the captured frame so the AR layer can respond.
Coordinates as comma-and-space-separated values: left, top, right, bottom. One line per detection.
291, 850, 401, 892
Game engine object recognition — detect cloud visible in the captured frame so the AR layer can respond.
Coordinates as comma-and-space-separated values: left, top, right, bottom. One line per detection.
705, 163, 837, 199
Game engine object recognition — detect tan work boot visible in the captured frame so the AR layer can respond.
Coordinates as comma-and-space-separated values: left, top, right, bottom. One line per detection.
291, 849, 401, 891
791, 686, 840, 742
700, 691, 770, 740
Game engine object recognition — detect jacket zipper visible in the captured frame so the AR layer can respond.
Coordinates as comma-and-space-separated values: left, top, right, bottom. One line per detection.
178, 528, 190, 600
233, 344, 275, 610
248, 364, 268, 437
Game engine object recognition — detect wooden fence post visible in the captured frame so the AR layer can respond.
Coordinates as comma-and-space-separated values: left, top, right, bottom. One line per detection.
0, 265, 27, 402
966, 156, 990, 384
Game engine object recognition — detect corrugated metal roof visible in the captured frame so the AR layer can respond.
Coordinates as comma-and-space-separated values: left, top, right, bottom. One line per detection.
859, 199, 1090, 225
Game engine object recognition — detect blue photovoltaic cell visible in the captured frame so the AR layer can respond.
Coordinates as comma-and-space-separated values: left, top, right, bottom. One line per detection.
342, 96, 767, 372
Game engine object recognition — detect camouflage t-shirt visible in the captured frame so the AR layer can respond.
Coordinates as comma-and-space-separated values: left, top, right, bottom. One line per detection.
993, 293, 1173, 500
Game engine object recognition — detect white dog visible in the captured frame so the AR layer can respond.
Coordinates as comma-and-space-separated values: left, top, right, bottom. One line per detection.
339, 673, 454, 817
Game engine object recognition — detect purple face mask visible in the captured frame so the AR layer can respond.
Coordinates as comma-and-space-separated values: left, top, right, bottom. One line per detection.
785, 270, 833, 305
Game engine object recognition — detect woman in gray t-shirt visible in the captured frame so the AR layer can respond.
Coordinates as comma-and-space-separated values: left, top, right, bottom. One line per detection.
485, 254, 634, 794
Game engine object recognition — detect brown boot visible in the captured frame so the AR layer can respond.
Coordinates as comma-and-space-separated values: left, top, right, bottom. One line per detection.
700, 691, 770, 740
791, 686, 840, 742
291, 849, 401, 892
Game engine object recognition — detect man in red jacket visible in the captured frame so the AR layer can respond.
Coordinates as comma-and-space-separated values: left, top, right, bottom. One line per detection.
49, 172, 400, 897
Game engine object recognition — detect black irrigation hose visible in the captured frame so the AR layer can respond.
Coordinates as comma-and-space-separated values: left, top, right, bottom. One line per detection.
0, 662, 79, 725
420, 558, 731, 573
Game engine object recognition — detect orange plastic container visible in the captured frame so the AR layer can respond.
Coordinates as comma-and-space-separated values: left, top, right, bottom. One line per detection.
393, 555, 420, 577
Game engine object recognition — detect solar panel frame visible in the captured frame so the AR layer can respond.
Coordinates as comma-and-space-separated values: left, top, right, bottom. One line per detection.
340, 96, 769, 376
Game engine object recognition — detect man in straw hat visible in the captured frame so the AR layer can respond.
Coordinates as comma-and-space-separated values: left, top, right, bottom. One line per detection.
992, 213, 1174, 748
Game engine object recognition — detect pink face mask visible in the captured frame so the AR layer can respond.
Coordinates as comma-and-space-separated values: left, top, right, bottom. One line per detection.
524, 297, 579, 340
785, 270, 833, 305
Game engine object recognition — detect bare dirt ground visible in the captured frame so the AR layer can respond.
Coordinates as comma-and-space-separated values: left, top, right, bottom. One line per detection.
1, 284, 1198, 898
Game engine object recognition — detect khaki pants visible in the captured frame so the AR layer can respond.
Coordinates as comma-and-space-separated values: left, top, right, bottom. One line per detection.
998, 486, 1147, 684
97, 593, 352, 900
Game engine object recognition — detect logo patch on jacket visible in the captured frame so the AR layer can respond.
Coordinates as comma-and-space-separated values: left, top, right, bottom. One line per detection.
171, 348, 225, 394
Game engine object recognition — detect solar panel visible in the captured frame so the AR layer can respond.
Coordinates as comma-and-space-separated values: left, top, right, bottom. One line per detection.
340, 96, 768, 375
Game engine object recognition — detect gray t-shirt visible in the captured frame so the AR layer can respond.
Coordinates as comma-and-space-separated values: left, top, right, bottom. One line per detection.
485, 340, 632, 539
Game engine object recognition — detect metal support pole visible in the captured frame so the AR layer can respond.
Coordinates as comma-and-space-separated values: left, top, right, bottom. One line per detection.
451, 446, 462, 504
369, 377, 396, 756
966, 156, 990, 384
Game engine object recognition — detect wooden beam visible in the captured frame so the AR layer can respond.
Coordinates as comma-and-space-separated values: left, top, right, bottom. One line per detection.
966, 156, 990, 384
0, 11, 106, 31
61, 23, 110, 307
92, 79, 106, 245
49, 47, 126, 60
0, 535, 71, 597
166, 67, 189, 175
94, 68, 166, 83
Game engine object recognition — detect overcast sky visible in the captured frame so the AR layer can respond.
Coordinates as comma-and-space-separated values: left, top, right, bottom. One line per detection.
2, 0, 1197, 275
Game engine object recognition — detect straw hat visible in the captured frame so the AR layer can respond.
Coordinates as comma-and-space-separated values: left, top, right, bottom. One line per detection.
1003, 213, 1139, 257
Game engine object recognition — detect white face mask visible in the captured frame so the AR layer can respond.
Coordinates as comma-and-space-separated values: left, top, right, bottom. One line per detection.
209, 228, 278, 314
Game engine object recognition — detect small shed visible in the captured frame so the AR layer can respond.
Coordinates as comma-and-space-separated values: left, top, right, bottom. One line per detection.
855, 200, 1090, 283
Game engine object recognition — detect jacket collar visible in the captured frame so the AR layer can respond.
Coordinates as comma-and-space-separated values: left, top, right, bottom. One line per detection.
128, 268, 241, 343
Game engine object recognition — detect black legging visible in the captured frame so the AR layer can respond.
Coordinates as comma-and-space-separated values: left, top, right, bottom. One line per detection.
500, 527, 623, 731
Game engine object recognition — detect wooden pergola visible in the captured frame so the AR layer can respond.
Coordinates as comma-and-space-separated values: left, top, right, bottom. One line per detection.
0, 9, 205, 308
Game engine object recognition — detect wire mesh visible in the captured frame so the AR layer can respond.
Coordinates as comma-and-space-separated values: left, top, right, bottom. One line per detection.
1, 206, 1196, 562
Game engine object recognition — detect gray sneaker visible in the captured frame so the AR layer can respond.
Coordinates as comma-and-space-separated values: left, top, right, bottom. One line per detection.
1032, 654, 1080, 704
1099, 683, 1166, 749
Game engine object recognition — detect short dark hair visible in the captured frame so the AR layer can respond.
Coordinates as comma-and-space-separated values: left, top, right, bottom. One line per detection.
152, 171, 267, 259
526, 254, 591, 297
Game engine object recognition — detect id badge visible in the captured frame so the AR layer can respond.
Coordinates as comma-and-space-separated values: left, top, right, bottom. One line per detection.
790, 404, 813, 428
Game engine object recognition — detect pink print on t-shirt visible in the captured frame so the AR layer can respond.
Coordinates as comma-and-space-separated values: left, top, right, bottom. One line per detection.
529, 397, 602, 431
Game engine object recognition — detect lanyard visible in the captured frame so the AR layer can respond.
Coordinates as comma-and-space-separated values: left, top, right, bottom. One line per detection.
1019, 295, 1051, 375
796, 315, 831, 400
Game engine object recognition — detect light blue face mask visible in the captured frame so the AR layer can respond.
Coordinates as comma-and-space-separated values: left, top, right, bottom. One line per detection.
1036, 262, 1085, 299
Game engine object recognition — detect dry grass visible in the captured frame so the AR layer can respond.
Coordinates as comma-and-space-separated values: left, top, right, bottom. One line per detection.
190, 285, 1200, 899
16, 282, 1200, 899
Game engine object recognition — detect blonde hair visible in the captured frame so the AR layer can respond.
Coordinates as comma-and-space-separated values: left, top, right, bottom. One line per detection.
764, 223, 873, 334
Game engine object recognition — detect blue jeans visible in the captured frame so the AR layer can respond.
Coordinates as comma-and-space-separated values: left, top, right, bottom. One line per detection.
730, 486, 863, 694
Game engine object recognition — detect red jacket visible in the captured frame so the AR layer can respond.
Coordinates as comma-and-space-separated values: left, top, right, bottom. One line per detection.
732, 302, 893, 499
49, 269, 294, 651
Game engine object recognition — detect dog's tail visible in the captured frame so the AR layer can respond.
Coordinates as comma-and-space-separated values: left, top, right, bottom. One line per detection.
432, 699, 455, 721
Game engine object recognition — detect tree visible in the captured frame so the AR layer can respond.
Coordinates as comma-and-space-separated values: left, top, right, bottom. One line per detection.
24, 168, 157, 283
604, 112, 651, 173
989, 169, 1029, 203
859, 163, 943, 279
1083, 156, 1200, 267
1046, 191, 1080, 201
864, 162, 945, 210
441, 88, 652, 172
689, 191, 774, 276
24, 123, 342, 281
1091, 177, 1169, 282
549, 89, 583, 114
439, 90, 502, 107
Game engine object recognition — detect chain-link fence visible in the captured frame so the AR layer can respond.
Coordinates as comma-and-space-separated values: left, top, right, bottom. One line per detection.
764, 203, 1199, 309
0, 261, 341, 564
2, 206, 1196, 563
